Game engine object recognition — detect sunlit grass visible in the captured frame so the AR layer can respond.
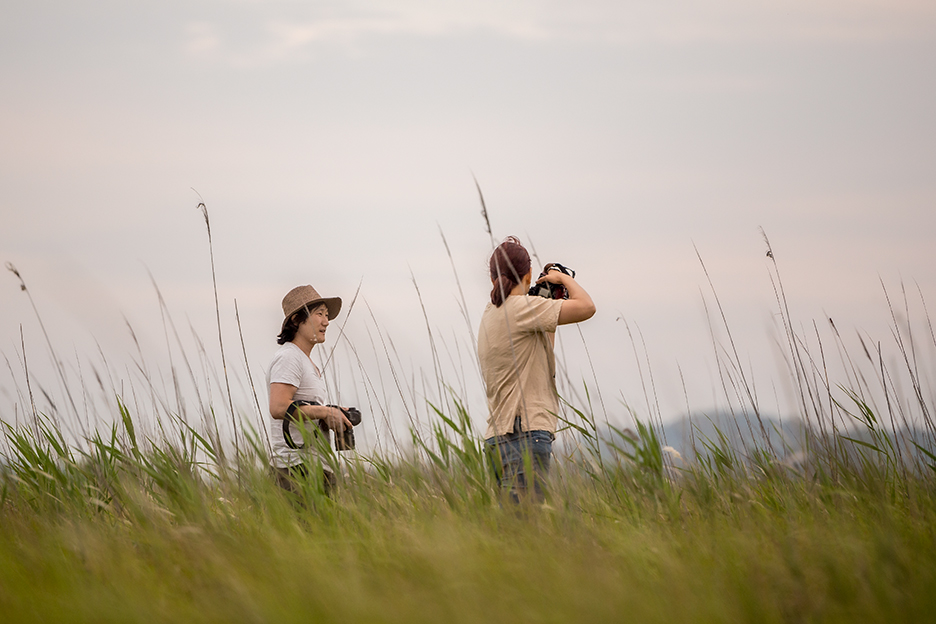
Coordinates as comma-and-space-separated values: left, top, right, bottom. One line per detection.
1, 391, 935, 623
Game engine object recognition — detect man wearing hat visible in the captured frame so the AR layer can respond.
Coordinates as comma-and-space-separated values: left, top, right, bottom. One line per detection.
267, 284, 351, 494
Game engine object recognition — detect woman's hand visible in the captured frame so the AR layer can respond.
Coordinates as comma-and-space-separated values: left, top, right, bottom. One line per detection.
536, 269, 596, 325
536, 267, 569, 285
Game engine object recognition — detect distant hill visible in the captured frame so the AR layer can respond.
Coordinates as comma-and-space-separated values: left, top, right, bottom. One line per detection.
571, 411, 936, 469
660, 412, 805, 461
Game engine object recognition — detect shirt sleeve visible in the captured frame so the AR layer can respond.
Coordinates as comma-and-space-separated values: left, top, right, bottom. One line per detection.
269, 348, 304, 388
515, 296, 562, 334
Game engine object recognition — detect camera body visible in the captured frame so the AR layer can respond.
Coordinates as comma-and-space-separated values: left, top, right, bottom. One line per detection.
333, 406, 362, 451
528, 263, 575, 300
283, 401, 362, 451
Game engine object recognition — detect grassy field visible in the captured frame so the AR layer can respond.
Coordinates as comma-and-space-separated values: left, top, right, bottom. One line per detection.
1, 396, 935, 623
3, 229, 936, 622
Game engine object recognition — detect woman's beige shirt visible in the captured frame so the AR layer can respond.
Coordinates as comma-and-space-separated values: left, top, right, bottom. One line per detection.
478, 295, 563, 438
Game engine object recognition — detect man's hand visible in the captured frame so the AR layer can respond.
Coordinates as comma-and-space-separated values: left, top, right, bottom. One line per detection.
321, 405, 352, 433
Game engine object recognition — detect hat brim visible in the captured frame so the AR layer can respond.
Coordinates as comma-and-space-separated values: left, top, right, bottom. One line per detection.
281, 297, 342, 333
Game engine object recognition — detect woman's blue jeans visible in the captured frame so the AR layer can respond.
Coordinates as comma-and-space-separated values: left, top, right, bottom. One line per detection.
484, 417, 553, 504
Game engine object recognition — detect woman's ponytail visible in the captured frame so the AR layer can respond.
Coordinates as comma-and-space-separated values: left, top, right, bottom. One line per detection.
488, 236, 531, 307
490, 274, 514, 307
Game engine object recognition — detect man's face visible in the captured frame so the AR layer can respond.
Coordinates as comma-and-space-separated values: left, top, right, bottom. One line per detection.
298, 304, 329, 345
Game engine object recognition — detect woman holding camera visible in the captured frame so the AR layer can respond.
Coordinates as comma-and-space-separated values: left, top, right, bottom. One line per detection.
478, 236, 596, 503
267, 284, 353, 494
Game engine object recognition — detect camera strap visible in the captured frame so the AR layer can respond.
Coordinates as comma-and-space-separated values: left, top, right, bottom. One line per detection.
283, 402, 363, 450
283, 400, 322, 450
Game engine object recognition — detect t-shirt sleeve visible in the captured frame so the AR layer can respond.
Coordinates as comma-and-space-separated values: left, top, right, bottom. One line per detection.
269, 349, 304, 388
515, 297, 562, 334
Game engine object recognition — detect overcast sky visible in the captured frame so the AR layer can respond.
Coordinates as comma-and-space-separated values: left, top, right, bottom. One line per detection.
2, 1, 935, 448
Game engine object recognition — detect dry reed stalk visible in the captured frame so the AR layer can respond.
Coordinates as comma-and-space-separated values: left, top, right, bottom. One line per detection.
195, 198, 239, 467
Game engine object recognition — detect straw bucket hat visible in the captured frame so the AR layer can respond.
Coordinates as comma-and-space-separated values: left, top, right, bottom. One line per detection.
280, 285, 342, 333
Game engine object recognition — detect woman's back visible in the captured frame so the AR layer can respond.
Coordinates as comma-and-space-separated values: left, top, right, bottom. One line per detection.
478, 295, 562, 439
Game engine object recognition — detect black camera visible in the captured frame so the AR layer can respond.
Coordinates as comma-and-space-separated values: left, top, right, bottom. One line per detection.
528, 263, 575, 300
333, 406, 362, 451
283, 401, 362, 451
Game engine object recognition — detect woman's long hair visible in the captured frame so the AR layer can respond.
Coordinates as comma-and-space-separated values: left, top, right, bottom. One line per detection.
489, 236, 531, 307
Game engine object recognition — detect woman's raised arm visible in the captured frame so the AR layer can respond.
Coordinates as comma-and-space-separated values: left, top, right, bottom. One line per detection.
536, 270, 596, 325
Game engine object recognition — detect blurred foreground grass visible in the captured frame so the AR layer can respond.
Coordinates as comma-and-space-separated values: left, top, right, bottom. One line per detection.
1, 416, 934, 623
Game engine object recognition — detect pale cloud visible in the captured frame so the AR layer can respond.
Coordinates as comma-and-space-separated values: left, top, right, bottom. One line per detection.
182, 1, 553, 67
183, 0, 936, 67
573, 0, 936, 46
184, 22, 223, 56
642, 72, 775, 95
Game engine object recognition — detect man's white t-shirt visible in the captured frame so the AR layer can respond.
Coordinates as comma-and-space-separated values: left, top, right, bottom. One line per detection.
266, 341, 329, 470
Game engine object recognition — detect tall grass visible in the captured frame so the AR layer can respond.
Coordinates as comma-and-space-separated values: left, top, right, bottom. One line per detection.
2, 397, 934, 622
2, 221, 936, 622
